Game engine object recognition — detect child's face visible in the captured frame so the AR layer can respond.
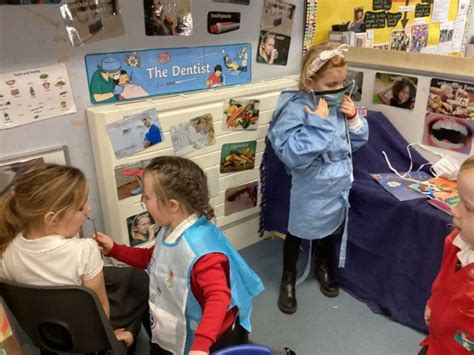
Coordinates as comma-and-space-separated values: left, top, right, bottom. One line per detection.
263, 38, 275, 56
142, 173, 172, 227
135, 216, 151, 236
54, 187, 91, 238
118, 73, 129, 85
452, 168, 474, 246
310, 66, 347, 92
397, 85, 410, 103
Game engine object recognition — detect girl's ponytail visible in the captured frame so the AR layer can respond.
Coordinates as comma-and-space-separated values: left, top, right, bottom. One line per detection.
0, 189, 22, 254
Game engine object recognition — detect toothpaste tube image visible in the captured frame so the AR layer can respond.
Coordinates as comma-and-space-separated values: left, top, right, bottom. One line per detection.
209, 22, 240, 34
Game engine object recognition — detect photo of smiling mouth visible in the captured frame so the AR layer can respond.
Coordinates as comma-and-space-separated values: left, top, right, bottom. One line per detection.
429, 118, 472, 151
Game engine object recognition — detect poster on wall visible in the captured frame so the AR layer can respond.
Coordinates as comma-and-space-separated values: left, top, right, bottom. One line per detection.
409, 24, 429, 52
106, 108, 164, 159
389, 29, 411, 51
0, 64, 76, 130
114, 159, 151, 200
144, 0, 192, 36
223, 98, 260, 130
170, 113, 216, 156
423, 78, 474, 154
85, 44, 251, 104
224, 181, 258, 216
207, 11, 241, 35
59, 0, 125, 47
126, 212, 159, 246
257, 0, 295, 65
220, 141, 256, 173
373, 72, 418, 110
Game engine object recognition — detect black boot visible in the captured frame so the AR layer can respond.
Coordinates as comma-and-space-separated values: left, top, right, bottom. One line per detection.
314, 257, 339, 297
278, 271, 297, 314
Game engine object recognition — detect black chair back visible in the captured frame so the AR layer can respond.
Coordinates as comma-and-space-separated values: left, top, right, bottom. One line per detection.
0, 280, 127, 354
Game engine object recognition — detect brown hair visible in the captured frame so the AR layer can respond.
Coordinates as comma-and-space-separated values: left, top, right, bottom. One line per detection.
460, 155, 474, 172
392, 77, 416, 103
0, 163, 87, 254
144, 156, 215, 219
299, 42, 348, 92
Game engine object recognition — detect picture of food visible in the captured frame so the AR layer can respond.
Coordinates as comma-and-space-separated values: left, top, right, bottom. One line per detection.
220, 141, 256, 173
223, 98, 260, 130
40, 74, 49, 79
224, 181, 258, 216
5, 80, 15, 86
55, 80, 66, 87
427, 79, 474, 120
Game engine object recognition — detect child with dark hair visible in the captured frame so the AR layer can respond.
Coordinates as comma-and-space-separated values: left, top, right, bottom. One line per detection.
95, 156, 264, 355
377, 76, 417, 109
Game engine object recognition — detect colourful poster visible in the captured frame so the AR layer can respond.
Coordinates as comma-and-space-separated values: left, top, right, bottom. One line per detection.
0, 64, 76, 130
170, 113, 216, 156
85, 44, 251, 104
223, 98, 260, 131
126, 211, 160, 247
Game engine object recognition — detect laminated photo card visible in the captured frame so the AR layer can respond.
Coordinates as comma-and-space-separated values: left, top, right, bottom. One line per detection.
224, 181, 258, 216
126, 211, 160, 247
373, 72, 418, 110
220, 141, 256, 173
223, 98, 260, 131
170, 113, 215, 156
114, 158, 152, 200
106, 108, 163, 159
144, 0, 192, 36
390, 29, 411, 52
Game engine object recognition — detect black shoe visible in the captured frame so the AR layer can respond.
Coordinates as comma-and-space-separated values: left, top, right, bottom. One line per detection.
278, 271, 297, 314
314, 258, 339, 297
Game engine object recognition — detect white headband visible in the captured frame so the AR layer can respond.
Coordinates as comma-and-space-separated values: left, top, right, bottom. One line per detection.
307, 44, 349, 76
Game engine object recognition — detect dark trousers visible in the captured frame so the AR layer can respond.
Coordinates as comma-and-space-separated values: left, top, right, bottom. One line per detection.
150, 318, 248, 355
283, 223, 344, 273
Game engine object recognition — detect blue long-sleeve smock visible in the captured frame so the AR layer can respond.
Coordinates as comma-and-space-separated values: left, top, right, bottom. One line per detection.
267, 90, 369, 240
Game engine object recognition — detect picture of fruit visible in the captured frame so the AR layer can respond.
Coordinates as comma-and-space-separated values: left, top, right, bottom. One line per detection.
223, 98, 260, 130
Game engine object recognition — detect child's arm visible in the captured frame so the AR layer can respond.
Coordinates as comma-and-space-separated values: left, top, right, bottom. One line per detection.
341, 96, 369, 151
83, 271, 110, 318
268, 99, 337, 171
376, 83, 393, 105
95, 232, 154, 269
190, 253, 233, 353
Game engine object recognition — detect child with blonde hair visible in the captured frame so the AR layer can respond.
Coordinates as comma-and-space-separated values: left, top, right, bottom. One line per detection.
419, 155, 474, 355
261, 43, 369, 314
95, 156, 264, 355
0, 163, 148, 349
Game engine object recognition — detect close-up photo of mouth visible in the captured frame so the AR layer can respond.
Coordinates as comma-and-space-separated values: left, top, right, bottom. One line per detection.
428, 117, 472, 152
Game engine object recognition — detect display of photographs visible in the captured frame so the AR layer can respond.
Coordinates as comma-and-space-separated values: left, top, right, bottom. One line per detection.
345, 70, 363, 102
427, 79, 474, 120
208, 12, 241, 35
0, 146, 68, 196
260, 0, 295, 36
409, 24, 429, 52
373, 72, 418, 110
372, 43, 389, 50
223, 98, 260, 130
106, 108, 163, 159
170, 113, 215, 156
126, 212, 159, 247
423, 113, 473, 155
212, 0, 250, 4
220, 141, 256, 173
390, 29, 411, 51
144, 0, 192, 36
256, 30, 291, 66
439, 28, 453, 43
224, 181, 258, 216
114, 159, 152, 200
59, 0, 125, 47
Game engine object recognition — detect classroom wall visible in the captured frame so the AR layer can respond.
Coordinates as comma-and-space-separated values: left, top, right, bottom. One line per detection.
0, 0, 303, 237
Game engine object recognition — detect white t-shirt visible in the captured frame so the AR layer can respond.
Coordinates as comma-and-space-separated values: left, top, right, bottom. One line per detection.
0, 234, 103, 286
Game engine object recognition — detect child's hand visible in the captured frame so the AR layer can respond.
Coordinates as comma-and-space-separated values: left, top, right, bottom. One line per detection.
189, 351, 208, 355
424, 304, 431, 326
94, 232, 114, 256
114, 328, 133, 347
305, 98, 329, 119
341, 95, 356, 119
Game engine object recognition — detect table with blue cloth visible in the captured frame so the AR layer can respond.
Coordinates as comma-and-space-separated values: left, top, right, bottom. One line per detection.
260, 111, 451, 332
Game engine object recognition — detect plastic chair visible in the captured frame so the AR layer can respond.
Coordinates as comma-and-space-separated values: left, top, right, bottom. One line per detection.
212, 344, 273, 355
0, 279, 127, 354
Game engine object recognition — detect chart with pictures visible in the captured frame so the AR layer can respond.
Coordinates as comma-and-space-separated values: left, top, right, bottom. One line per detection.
0, 64, 76, 130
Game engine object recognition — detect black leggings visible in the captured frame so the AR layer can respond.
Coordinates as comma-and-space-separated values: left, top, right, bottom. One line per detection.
150, 318, 248, 355
283, 223, 344, 273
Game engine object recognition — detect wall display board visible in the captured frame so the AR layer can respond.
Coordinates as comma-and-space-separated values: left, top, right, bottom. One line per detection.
87, 76, 298, 248
311, 0, 466, 56
85, 43, 251, 105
